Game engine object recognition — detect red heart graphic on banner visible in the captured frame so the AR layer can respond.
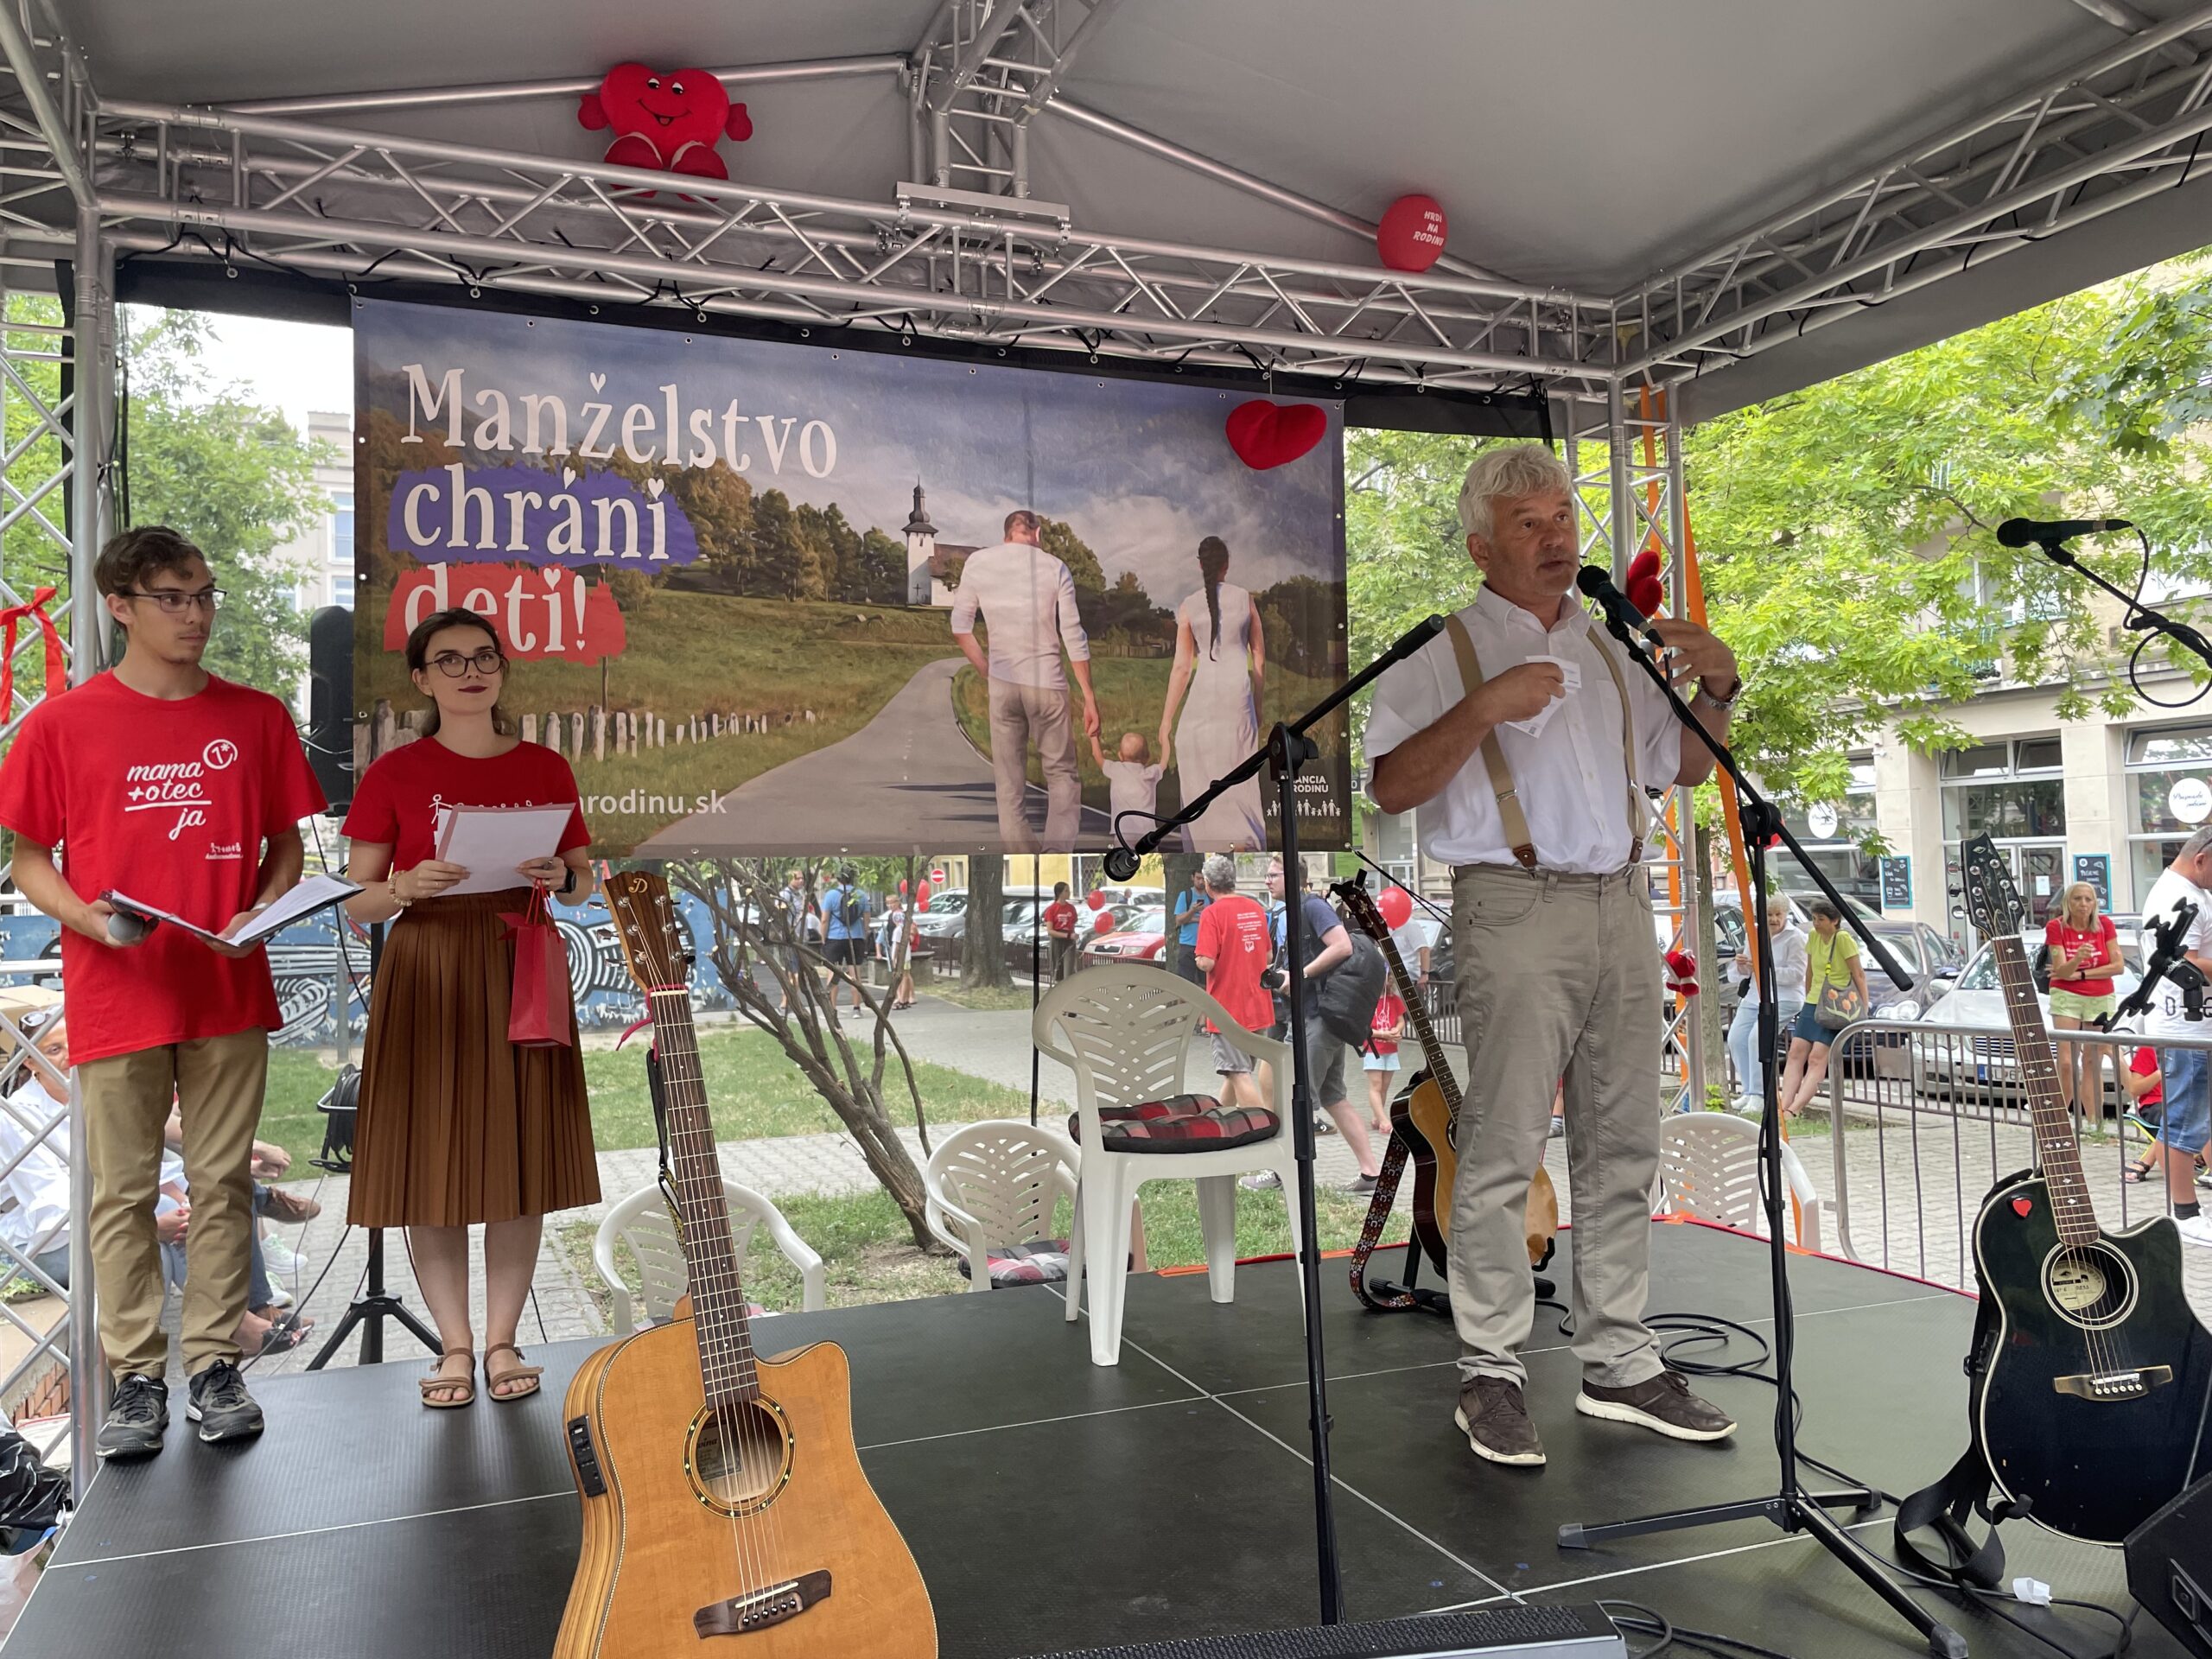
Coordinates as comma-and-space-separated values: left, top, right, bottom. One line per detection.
2012, 1196, 2032, 1217
1225, 400, 1327, 470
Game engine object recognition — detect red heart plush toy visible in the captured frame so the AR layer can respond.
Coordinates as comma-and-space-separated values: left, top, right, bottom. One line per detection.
579, 63, 753, 188
1624, 546, 1665, 620
1224, 400, 1327, 470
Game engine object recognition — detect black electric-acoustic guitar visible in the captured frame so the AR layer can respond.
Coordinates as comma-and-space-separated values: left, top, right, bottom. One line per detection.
1959, 832, 2212, 1544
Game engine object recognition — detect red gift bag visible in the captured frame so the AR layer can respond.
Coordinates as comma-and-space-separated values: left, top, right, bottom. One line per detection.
504, 887, 575, 1048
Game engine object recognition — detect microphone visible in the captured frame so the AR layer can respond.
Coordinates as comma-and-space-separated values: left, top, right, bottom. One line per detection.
1575, 565, 1665, 651
1102, 844, 1141, 882
1995, 516, 2132, 548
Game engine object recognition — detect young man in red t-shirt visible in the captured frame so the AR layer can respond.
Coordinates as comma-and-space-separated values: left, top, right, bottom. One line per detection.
1043, 882, 1079, 982
0, 527, 325, 1458
1192, 855, 1275, 1115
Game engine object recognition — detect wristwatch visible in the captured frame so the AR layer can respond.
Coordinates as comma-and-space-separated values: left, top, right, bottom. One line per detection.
1694, 675, 1742, 712
556, 866, 580, 899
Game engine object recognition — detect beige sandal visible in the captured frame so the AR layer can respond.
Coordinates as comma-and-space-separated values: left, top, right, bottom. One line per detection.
483, 1342, 543, 1402
419, 1349, 475, 1409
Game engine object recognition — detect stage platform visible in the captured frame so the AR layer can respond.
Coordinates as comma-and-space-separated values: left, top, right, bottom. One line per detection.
6, 1221, 2182, 1658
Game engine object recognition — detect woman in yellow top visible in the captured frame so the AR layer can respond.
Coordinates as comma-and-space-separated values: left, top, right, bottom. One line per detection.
1777, 899, 1869, 1120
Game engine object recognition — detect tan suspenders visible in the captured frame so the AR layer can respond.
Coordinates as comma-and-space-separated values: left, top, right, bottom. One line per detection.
1442, 612, 1643, 872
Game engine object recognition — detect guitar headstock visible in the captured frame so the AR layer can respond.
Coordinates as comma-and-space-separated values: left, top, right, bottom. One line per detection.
1330, 873, 1388, 944
1959, 833, 2028, 940
603, 868, 692, 994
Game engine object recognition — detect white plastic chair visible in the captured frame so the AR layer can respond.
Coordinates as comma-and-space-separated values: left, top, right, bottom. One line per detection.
924, 1119, 1081, 1292
1033, 963, 1299, 1366
1657, 1112, 1825, 1251
593, 1179, 827, 1332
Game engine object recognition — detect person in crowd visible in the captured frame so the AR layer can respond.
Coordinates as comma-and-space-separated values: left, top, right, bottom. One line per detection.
1728, 895, 1807, 1112
880, 890, 917, 1011
2045, 880, 2121, 1116
0, 525, 325, 1459
0, 1001, 73, 1295
1391, 904, 1438, 993
1191, 855, 1274, 1116
778, 868, 814, 1014
1091, 729, 1166, 846
1173, 869, 1211, 988
1243, 857, 1378, 1194
1042, 883, 1079, 982
341, 607, 600, 1408
950, 509, 1101, 851
1777, 899, 1868, 1121
153, 1107, 313, 1356
819, 867, 873, 1019
2137, 827, 2212, 1246
1363, 980, 1407, 1140
1366, 443, 1740, 1467
1159, 537, 1267, 853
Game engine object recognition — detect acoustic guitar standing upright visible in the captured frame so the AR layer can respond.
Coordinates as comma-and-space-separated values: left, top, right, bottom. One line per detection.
555, 870, 937, 1658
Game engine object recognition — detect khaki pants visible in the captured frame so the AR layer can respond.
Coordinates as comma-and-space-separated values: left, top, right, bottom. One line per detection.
1448, 865, 1662, 1389
988, 678, 1080, 850
81, 1030, 270, 1376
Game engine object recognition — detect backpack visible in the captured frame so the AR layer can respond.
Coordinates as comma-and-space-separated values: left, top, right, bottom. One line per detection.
1315, 930, 1389, 1048
838, 887, 867, 933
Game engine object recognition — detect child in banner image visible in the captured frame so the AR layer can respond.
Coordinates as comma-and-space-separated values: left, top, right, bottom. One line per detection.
1090, 730, 1166, 840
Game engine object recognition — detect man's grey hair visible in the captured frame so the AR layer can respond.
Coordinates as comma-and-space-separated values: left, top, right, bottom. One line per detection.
2180, 825, 2212, 864
1457, 444, 1572, 543
1202, 853, 1238, 893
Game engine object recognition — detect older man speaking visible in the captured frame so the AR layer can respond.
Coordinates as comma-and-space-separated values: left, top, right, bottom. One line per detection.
950, 508, 1102, 851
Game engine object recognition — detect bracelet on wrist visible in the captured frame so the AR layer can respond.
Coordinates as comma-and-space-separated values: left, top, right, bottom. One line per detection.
1696, 675, 1742, 711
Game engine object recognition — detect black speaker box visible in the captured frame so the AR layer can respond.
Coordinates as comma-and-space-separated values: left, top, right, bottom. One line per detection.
2127, 1471, 2212, 1659
1016, 1605, 1625, 1659
306, 603, 353, 813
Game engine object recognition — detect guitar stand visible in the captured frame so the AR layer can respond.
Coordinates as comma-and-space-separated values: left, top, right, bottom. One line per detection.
1369, 1236, 1555, 1318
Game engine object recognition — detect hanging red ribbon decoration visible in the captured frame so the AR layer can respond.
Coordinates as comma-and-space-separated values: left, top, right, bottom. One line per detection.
0, 587, 66, 717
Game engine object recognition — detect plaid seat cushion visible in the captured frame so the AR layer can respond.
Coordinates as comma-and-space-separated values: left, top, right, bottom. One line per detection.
956, 1238, 1072, 1287
1069, 1092, 1281, 1154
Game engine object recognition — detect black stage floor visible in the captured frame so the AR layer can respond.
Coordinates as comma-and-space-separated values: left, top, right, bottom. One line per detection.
6, 1220, 2181, 1659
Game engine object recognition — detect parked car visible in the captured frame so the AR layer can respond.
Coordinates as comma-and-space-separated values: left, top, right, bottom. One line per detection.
1083, 906, 1169, 967
1913, 928, 2144, 1108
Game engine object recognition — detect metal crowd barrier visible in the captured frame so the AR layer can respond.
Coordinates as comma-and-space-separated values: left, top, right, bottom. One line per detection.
1812, 1017, 2212, 1292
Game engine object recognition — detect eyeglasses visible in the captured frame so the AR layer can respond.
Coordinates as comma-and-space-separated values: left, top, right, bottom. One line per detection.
428, 647, 506, 677
124, 588, 223, 614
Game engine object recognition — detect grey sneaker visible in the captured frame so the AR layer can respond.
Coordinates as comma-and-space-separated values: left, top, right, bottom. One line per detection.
1576, 1369, 1735, 1441
1455, 1376, 1545, 1466
187, 1358, 265, 1445
96, 1373, 169, 1460
1239, 1170, 1281, 1191
1342, 1173, 1378, 1197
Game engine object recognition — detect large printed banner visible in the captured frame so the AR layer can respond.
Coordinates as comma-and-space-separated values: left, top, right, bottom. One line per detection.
355, 297, 1350, 856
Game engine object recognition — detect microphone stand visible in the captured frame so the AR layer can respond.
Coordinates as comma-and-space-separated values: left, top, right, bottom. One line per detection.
1555, 596, 1967, 1659
1108, 612, 1447, 1626
2029, 531, 2212, 669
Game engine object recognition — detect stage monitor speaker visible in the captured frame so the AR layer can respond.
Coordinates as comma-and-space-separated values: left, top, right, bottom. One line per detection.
2127, 1471, 2212, 1659
1018, 1605, 1624, 1659
306, 603, 353, 814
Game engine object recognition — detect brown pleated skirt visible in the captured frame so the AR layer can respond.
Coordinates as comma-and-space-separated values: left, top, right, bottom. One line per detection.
347, 889, 601, 1229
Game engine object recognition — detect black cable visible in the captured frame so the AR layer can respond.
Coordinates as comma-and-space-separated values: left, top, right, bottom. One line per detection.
1597, 1599, 1800, 1659
2117, 524, 2208, 710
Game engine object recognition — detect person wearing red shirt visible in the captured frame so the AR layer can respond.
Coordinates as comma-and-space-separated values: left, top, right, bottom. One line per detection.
1363, 988, 1408, 1139
1043, 882, 1080, 982
0, 526, 326, 1458
1191, 855, 1275, 1116
2044, 881, 2121, 1115
341, 608, 598, 1409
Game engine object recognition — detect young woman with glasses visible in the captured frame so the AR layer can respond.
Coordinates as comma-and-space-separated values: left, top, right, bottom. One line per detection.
339, 607, 599, 1409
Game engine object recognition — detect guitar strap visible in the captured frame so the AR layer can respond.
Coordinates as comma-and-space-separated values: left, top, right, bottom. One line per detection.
645, 1047, 684, 1241
1348, 1133, 1418, 1311
1892, 1272, 2022, 1589
1443, 613, 1643, 873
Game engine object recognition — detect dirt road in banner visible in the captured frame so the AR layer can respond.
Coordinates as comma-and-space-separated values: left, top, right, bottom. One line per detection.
634, 657, 1111, 854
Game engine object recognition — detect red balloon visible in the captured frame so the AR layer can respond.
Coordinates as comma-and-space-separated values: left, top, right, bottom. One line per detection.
1376, 194, 1447, 272
1085, 889, 1106, 911
916, 880, 931, 912
1093, 911, 1116, 931
899, 878, 909, 895
1376, 885, 1414, 931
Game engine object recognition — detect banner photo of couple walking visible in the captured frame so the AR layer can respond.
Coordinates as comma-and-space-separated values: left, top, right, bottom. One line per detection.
353, 296, 1351, 856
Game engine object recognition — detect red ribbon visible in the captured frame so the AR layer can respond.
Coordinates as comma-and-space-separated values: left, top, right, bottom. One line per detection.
0, 587, 65, 718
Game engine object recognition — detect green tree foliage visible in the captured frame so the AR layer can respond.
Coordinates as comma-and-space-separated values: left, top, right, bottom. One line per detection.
122, 309, 329, 696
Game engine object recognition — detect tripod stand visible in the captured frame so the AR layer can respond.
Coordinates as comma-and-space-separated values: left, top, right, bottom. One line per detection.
1556, 579, 1967, 1659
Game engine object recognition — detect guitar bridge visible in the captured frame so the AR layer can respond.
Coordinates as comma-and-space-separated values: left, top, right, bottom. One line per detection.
2051, 1365, 2172, 1401
694, 1570, 832, 1639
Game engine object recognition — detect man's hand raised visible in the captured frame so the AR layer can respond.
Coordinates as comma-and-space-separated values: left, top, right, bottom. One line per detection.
1477, 661, 1567, 726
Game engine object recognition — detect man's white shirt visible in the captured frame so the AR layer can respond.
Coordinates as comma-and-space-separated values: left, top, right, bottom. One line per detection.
2140, 865, 2212, 1039
948, 541, 1091, 690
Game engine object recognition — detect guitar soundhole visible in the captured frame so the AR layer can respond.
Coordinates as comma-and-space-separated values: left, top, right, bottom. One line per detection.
2042, 1242, 2137, 1332
685, 1397, 793, 1516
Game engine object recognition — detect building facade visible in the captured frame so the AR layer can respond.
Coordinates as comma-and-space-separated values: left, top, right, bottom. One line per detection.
280, 408, 355, 612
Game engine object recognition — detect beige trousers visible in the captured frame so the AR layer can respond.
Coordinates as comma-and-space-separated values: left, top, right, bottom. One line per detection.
988, 677, 1081, 850
80, 1030, 270, 1376
1448, 864, 1663, 1389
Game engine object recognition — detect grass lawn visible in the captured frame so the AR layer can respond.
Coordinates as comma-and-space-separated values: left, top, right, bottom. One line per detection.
258, 1048, 353, 1169
918, 980, 1039, 1013
559, 1176, 1410, 1319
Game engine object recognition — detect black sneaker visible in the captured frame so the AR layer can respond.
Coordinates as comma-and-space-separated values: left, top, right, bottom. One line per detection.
1577, 1369, 1735, 1442
1455, 1375, 1545, 1467
96, 1373, 169, 1460
186, 1359, 265, 1445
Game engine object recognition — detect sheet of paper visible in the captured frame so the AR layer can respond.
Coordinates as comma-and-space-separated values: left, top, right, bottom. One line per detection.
432, 804, 575, 894
103, 872, 362, 950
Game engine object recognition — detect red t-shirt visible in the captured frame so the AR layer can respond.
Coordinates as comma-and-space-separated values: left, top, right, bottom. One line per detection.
2044, 914, 2118, 996
0, 671, 326, 1065
1043, 900, 1078, 938
2131, 1046, 2164, 1109
1370, 989, 1406, 1056
343, 737, 588, 876
1195, 893, 1273, 1032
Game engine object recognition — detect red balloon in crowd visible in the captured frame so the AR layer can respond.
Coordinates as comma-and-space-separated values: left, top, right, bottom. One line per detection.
1085, 889, 1107, 911
1376, 885, 1414, 931
899, 878, 909, 896
1093, 910, 1116, 931
1376, 193, 1447, 272
916, 881, 931, 912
